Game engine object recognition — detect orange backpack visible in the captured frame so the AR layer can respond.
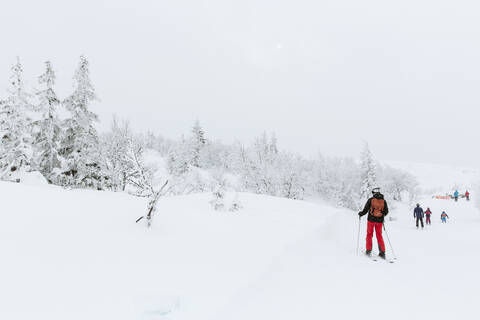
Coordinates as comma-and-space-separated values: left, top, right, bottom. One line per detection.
370, 198, 385, 217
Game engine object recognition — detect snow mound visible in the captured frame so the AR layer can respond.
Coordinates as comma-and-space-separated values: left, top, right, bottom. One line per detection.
16, 170, 49, 186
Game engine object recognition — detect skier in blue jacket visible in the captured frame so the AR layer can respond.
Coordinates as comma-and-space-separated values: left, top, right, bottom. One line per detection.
414, 203, 424, 229
454, 190, 459, 202
441, 211, 449, 223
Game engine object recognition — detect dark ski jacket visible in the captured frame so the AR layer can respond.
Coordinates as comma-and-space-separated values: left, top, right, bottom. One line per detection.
358, 193, 389, 223
414, 207, 424, 218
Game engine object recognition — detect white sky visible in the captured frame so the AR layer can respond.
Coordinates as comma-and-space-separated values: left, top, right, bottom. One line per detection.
1, 0, 479, 166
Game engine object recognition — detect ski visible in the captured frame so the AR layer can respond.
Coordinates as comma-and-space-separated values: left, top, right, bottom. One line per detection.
364, 254, 395, 263
373, 257, 395, 263
379, 257, 396, 264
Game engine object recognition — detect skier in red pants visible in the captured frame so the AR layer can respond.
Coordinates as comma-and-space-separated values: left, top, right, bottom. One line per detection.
358, 188, 389, 259
425, 208, 432, 225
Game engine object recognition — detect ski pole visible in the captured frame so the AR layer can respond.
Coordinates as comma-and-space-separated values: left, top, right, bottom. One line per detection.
383, 222, 397, 260
356, 216, 361, 255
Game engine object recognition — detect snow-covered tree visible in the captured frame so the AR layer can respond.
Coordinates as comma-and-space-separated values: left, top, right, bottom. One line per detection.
167, 135, 190, 176
57, 56, 102, 188
210, 182, 226, 211
313, 155, 360, 209
359, 142, 376, 202
377, 165, 417, 202
190, 119, 206, 167
274, 153, 310, 200
124, 137, 158, 197
0, 58, 34, 179
138, 179, 169, 228
229, 193, 243, 212
33, 61, 62, 180
99, 117, 135, 191
269, 132, 278, 154
242, 132, 278, 195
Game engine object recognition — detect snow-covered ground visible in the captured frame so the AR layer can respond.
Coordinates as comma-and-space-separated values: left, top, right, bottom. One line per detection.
1, 167, 479, 320
0, 182, 338, 320
213, 197, 480, 320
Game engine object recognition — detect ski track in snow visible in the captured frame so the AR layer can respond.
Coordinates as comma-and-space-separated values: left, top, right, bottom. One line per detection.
1, 181, 479, 320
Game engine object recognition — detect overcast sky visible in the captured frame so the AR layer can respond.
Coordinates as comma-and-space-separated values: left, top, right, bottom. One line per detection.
1, 0, 479, 166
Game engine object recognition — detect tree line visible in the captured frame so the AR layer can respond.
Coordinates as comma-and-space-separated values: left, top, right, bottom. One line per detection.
0, 57, 418, 209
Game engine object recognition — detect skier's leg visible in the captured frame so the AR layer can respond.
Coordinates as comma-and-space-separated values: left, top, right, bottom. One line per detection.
374, 222, 386, 253
416, 217, 419, 228
366, 221, 374, 253
421, 218, 424, 228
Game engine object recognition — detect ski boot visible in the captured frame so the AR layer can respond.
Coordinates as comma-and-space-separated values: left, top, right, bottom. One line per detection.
365, 250, 372, 257
378, 251, 386, 259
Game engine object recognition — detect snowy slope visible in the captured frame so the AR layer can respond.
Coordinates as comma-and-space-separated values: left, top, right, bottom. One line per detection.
212, 196, 480, 320
2, 164, 480, 320
0, 182, 338, 320
387, 160, 479, 194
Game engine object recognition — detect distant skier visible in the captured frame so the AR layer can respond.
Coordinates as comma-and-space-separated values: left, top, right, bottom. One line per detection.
465, 190, 470, 201
454, 190, 459, 202
441, 211, 449, 223
358, 187, 389, 259
414, 203, 424, 229
425, 207, 432, 225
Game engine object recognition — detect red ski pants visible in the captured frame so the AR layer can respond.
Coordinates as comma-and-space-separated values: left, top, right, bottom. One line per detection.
426, 215, 431, 224
366, 221, 386, 252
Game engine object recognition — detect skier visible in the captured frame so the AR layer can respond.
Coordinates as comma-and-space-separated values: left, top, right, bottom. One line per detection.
465, 190, 470, 201
414, 203, 424, 229
425, 207, 432, 225
358, 187, 389, 259
454, 190, 459, 202
441, 211, 449, 223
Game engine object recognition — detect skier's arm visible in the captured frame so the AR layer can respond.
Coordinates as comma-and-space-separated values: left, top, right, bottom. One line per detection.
358, 199, 372, 217
383, 200, 389, 216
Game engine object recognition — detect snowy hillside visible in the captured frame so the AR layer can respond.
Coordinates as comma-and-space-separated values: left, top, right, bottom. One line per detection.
2, 163, 480, 320
388, 161, 479, 194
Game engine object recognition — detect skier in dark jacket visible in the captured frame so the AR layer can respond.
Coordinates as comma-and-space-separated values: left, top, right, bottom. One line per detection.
358, 188, 389, 259
414, 204, 424, 228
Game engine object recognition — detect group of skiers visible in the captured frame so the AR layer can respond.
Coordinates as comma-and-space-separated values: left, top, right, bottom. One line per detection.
413, 204, 449, 228
357, 187, 457, 260
453, 190, 470, 202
